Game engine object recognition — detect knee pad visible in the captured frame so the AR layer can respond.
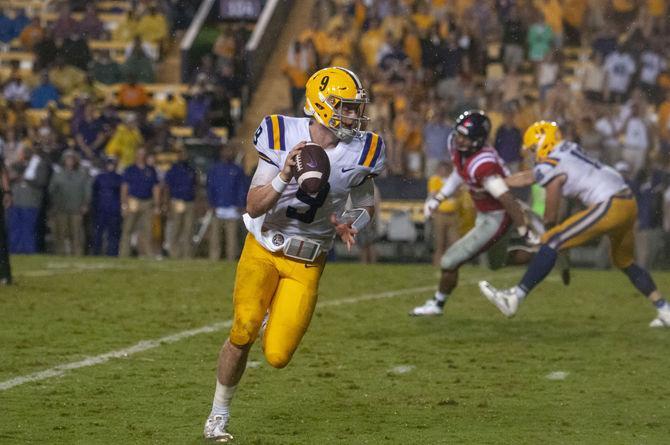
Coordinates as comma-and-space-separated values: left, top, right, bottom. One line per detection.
264, 349, 292, 369
229, 320, 261, 347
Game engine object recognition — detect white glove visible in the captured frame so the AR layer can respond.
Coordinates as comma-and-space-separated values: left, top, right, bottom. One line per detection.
424, 197, 441, 219
517, 225, 541, 246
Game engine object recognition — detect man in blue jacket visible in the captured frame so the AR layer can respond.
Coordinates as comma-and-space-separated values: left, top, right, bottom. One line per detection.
207, 145, 247, 261
165, 145, 197, 258
91, 157, 122, 256
119, 148, 160, 257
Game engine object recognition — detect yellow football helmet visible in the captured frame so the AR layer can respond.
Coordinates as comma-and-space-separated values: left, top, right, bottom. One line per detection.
304, 66, 369, 142
523, 121, 563, 161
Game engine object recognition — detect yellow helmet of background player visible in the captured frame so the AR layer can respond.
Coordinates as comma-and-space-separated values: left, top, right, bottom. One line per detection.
304, 66, 369, 142
523, 121, 563, 161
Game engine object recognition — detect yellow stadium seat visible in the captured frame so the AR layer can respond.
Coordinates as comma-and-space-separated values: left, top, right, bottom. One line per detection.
170, 126, 193, 137
380, 200, 424, 224
212, 127, 229, 141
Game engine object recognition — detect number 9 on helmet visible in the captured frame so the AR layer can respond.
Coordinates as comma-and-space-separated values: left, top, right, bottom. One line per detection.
304, 67, 369, 143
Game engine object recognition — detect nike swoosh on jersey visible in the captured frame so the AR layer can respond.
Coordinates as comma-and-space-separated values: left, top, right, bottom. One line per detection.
341, 167, 356, 173
304, 263, 320, 268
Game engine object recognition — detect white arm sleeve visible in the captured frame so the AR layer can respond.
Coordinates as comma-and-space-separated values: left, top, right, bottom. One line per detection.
481, 174, 510, 198
436, 171, 463, 199
250, 159, 280, 188
349, 177, 375, 208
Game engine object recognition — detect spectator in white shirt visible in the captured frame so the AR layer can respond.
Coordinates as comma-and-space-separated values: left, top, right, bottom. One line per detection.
620, 102, 651, 176
594, 104, 622, 163
537, 51, 560, 102
3, 72, 30, 105
603, 48, 637, 103
579, 51, 606, 102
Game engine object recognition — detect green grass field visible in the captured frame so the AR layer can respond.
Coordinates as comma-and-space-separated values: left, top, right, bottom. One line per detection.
1, 256, 670, 444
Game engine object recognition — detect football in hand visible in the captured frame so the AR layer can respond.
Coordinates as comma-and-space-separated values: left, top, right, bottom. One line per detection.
292, 143, 330, 194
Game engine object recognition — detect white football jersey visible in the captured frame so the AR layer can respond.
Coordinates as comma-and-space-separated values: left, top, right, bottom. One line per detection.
533, 141, 627, 206
248, 114, 385, 250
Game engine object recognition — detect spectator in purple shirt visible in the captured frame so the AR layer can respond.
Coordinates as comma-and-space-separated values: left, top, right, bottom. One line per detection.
50, 3, 79, 40
422, 106, 452, 177
494, 111, 523, 171
186, 87, 212, 132
75, 103, 108, 161
77, 3, 104, 39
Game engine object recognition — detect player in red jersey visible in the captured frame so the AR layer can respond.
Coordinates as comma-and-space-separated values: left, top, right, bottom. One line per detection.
411, 110, 540, 316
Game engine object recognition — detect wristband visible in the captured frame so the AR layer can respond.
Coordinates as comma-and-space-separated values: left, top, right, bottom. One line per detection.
341, 208, 371, 232
434, 192, 446, 202
271, 174, 289, 194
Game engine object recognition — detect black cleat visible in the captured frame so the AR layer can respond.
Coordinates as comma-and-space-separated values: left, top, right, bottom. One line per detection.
561, 268, 570, 286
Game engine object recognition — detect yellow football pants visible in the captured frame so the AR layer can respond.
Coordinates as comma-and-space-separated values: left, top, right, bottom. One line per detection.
229, 234, 326, 368
542, 193, 637, 269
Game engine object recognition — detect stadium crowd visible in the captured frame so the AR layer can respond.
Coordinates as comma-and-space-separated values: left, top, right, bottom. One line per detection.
0, 0, 254, 260
2, 0, 670, 267
279, 0, 670, 268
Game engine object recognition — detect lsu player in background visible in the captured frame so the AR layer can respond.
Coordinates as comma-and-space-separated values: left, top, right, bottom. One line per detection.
203, 67, 385, 442
479, 121, 670, 327
411, 110, 541, 316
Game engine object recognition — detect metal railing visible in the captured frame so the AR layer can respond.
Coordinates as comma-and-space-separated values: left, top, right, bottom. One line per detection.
244, 0, 295, 92
179, 0, 217, 82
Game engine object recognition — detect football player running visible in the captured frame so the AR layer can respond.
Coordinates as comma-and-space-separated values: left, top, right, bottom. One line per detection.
203, 67, 385, 442
411, 110, 541, 316
479, 121, 670, 327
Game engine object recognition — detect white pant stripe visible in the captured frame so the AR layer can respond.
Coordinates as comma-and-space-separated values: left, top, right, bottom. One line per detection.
551, 200, 610, 248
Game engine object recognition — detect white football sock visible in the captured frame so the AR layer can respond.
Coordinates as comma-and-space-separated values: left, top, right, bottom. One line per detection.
513, 286, 527, 299
211, 381, 237, 418
434, 291, 448, 303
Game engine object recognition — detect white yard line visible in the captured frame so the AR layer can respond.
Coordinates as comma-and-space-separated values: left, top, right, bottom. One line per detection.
0, 322, 231, 391
16, 262, 135, 277
0, 273, 518, 391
